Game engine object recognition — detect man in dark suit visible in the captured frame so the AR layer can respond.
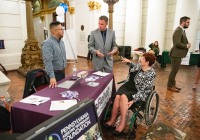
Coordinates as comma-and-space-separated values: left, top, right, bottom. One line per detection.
88, 15, 118, 73
167, 16, 191, 92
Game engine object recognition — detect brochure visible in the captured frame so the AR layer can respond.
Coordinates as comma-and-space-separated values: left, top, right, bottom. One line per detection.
20, 95, 50, 106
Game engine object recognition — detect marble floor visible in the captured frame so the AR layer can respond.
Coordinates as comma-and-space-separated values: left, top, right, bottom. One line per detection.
3, 57, 200, 140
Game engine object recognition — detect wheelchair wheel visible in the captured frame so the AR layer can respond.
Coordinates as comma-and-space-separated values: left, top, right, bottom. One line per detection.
144, 91, 159, 126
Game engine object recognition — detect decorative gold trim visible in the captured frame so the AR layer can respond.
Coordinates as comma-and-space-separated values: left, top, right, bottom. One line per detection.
87, 1, 101, 11
40, 15, 45, 21
33, 8, 56, 18
68, 7, 75, 14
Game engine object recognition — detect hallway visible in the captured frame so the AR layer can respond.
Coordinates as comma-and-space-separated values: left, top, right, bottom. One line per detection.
5, 57, 200, 139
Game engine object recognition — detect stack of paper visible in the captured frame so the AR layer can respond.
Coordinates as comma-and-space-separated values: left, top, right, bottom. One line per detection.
92, 71, 110, 77
20, 95, 50, 106
49, 99, 77, 111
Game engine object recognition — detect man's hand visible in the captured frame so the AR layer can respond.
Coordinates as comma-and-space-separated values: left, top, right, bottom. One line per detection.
121, 56, 131, 63
96, 49, 104, 57
107, 49, 117, 56
49, 78, 57, 88
187, 43, 191, 49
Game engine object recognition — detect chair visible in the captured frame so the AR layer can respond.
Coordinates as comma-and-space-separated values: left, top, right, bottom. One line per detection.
23, 69, 49, 98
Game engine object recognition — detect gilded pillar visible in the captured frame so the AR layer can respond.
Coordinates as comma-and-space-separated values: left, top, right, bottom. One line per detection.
103, 0, 119, 30
108, 4, 114, 30
103, 0, 120, 61
18, 0, 43, 76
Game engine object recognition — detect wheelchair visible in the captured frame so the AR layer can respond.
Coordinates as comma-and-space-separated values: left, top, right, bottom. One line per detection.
103, 88, 159, 139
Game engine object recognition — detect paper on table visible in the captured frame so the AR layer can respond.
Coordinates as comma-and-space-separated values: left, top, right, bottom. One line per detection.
87, 82, 99, 87
49, 99, 77, 111
92, 71, 110, 77
19, 95, 50, 106
57, 80, 76, 89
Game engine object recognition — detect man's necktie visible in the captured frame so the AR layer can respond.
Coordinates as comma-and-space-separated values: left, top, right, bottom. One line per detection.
183, 30, 186, 36
102, 31, 106, 44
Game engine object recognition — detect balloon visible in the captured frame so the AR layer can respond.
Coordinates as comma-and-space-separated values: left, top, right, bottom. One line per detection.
57, 16, 64, 23
56, 6, 65, 16
59, 3, 68, 13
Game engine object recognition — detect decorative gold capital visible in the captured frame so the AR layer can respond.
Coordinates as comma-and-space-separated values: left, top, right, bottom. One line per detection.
87, 1, 101, 11
60, 0, 69, 6
68, 7, 75, 14
40, 15, 45, 21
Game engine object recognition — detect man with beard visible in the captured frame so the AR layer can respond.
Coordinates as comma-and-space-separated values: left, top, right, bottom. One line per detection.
42, 21, 67, 88
167, 16, 191, 92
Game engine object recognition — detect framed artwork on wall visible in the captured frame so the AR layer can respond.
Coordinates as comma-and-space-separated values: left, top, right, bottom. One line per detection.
0, 40, 5, 49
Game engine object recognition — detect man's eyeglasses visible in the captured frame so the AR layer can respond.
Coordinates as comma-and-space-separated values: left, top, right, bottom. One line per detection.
54, 28, 63, 31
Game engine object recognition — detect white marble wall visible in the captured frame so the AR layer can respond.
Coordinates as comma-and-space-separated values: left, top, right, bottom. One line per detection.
124, 0, 142, 50
0, 0, 26, 70
141, 0, 148, 48
195, 10, 200, 50
164, 0, 177, 51
145, 0, 167, 53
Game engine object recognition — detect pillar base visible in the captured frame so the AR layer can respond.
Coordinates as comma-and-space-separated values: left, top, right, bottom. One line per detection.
17, 40, 44, 76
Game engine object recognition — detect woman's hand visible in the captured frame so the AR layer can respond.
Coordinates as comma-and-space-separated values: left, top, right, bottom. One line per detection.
121, 56, 131, 63
127, 100, 134, 108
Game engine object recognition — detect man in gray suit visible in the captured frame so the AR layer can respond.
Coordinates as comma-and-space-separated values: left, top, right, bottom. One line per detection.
88, 15, 118, 73
167, 16, 191, 92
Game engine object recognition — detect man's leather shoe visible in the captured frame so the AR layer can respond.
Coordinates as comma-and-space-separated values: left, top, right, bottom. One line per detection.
167, 87, 179, 92
175, 86, 181, 90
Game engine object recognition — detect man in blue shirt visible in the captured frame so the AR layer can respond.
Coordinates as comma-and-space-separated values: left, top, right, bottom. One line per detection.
42, 21, 67, 88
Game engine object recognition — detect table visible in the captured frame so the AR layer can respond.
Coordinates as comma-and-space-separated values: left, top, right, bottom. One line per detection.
160, 51, 200, 67
189, 53, 200, 65
0, 71, 10, 100
11, 71, 116, 133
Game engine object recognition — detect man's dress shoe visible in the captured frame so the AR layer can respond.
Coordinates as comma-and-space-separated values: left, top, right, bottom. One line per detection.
175, 86, 181, 90
167, 87, 179, 92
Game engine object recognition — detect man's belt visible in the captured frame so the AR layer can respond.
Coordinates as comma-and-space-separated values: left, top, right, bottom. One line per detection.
54, 69, 65, 73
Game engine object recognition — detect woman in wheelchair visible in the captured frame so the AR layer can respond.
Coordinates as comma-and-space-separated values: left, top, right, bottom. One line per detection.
104, 53, 156, 136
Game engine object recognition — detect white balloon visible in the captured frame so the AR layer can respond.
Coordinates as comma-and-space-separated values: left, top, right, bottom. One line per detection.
56, 6, 65, 16
57, 16, 64, 23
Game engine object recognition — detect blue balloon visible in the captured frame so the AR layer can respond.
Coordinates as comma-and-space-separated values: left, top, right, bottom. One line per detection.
59, 3, 68, 13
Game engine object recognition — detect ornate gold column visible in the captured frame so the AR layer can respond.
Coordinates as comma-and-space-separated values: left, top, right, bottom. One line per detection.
104, 0, 120, 62
103, 0, 119, 30
18, 0, 43, 76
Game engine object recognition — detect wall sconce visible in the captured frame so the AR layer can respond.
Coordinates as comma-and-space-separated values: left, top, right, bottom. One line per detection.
88, 1, 101, 11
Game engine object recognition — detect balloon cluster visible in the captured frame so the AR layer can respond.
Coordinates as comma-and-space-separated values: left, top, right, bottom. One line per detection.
56, 3, 68, 17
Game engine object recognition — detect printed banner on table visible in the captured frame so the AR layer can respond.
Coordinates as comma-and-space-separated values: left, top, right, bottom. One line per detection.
39, 105, 102, 140
95, 79, 113, 117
